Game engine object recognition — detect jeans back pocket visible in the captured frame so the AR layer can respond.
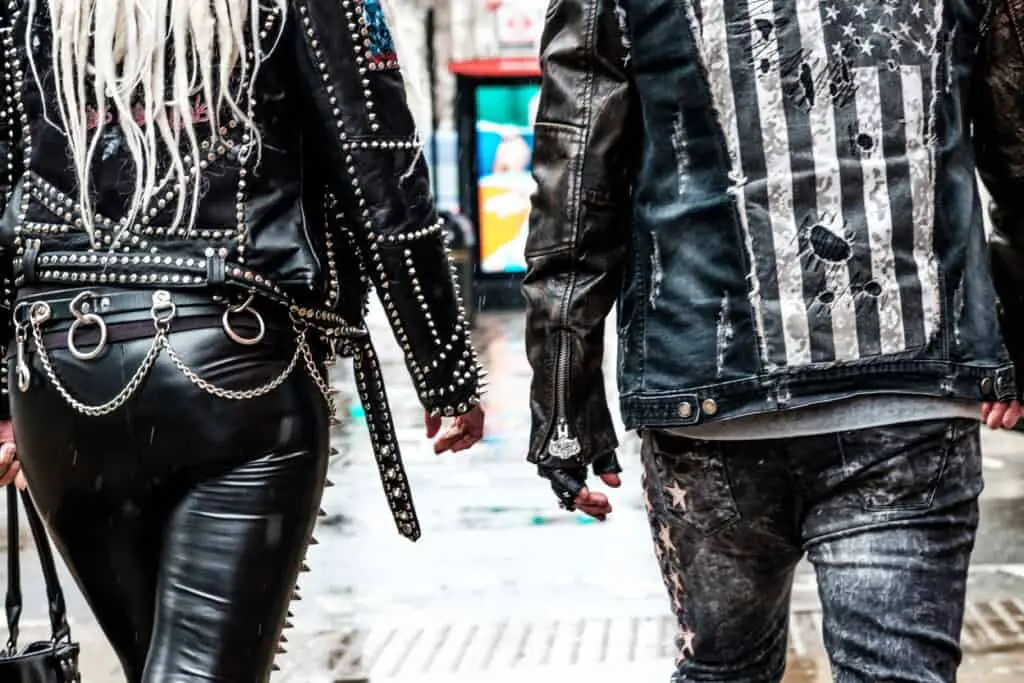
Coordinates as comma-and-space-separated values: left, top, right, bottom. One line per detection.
641, 430, 741, 536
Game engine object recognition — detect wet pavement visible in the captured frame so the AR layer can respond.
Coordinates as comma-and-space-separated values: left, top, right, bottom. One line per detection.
6, 303, 1024, 682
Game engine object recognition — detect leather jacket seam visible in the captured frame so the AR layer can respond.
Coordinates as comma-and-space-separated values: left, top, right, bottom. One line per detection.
524, 243, 574, 259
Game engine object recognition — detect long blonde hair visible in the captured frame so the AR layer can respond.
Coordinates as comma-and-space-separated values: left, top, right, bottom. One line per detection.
27, 0, 286, 242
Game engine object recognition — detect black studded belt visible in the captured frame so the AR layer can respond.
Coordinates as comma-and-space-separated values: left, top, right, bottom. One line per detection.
18, 244, 364, 340
13, 287, 275, 353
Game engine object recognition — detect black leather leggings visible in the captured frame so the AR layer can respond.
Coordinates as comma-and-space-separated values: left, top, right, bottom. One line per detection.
8, 298, 330, 682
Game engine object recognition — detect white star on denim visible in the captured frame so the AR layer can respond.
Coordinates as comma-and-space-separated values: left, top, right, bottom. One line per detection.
665, 482, 689, 511
658, 522, 677, 555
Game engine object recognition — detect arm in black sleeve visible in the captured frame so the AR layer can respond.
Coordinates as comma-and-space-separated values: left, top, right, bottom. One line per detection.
0, 7, 22, 420
286, 0, 483, 416
524, 0, 639, 469
974, 0, 1024, 398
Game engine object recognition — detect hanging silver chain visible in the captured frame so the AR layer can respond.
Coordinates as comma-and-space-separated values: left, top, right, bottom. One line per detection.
30, 321, 166, 417
22, 291, 330, 416
164, 337, 302, 402
299, 332, 337, 415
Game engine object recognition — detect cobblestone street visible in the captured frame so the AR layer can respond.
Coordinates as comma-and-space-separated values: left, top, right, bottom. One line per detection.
7, 304, 1024, 682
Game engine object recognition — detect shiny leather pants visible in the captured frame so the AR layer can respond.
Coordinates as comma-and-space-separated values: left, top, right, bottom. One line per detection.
9, 318, 331, 682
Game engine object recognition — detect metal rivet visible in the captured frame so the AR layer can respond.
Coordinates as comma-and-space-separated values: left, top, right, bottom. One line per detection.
980, 377, 995, 395
678, 402, 692, 419
702, 399, 719, 416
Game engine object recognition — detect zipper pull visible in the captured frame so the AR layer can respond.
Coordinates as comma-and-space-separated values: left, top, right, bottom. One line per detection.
547, 419, 582, 460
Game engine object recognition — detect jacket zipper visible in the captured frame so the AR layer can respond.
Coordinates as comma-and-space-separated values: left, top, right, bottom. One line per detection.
547, 277, 581, 461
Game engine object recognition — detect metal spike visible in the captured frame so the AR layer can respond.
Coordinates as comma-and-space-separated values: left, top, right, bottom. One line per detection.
301, 563, 311, 572
324, 479, 335, 488
279, 634, 289, 643
318, 508, 327, 517
292, 591, 301, 601
284, 620, 294, 629
308, 536, 319, 545
272, 664, 280, 672
276, 646, 287, 654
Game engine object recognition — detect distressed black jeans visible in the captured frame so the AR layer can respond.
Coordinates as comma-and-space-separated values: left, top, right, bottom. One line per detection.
641, 418, 983, 682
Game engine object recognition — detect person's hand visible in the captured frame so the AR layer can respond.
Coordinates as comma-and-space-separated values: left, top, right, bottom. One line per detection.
425, 406, 485, 454
982, 400, 1023, 430
539, 451, 622, 521
0, 420, 26, 490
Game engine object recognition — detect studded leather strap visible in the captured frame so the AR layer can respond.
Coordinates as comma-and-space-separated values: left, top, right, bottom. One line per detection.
352, 338, 421, 541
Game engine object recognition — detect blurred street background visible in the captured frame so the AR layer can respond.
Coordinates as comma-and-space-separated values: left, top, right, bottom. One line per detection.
4, 0, 1024, 680
6, 303, 1024, 683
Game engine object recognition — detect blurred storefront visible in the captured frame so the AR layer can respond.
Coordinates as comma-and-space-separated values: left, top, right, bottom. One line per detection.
448, 1, 545, 308
390, 0, 547, 309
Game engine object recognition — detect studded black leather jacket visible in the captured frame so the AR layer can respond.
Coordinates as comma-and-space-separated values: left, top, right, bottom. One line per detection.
0, 1, 483, 539
525, 0, 1020, 471
0, 0, 482, 416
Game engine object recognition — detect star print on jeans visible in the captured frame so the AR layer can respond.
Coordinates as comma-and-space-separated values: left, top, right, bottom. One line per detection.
657, 522, 678, 555
642, 439, 701, 668
679, 628, 696, 660
665, 482, 689, 511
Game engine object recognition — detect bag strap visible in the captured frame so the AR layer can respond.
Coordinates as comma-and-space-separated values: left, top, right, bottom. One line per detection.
5, 484, 21, 652
4, 485, 71, 651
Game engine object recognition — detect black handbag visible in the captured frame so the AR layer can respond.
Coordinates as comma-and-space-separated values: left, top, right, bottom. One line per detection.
0, 484, 80, 682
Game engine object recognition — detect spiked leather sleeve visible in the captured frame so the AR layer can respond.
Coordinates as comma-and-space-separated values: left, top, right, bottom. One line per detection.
0, 6, 19, 421
287, 0, 484, 417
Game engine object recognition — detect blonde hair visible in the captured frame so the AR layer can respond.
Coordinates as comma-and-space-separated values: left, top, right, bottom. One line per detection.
27, 0, 286, 242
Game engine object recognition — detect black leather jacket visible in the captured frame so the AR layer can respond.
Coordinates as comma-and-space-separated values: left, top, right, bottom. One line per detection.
974, 0, 1024, 399
526, 0, 1020, 470
0, 0, 483, 421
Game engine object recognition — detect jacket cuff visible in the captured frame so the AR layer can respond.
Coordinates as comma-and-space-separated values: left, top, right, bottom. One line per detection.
526, 375, 619, 469
369, 226, 485, 417
990, 235, 1024, 400
997, 295, 1024, 401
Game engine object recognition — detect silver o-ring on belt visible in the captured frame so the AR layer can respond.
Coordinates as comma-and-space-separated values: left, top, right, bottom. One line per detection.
11, 289, 317, 416
66, 290, 109, 361
221, 294, 266, 346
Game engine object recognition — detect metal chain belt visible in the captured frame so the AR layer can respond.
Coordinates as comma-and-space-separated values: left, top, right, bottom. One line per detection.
14, 290, 322, 416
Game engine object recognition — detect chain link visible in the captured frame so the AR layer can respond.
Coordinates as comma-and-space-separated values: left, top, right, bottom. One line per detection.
31, 323, 166, 417
164, 335, 302, 401
299, 333, 337, 415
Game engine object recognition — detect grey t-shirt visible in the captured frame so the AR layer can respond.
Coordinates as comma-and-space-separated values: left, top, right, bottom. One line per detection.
668, 395, 979, 440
